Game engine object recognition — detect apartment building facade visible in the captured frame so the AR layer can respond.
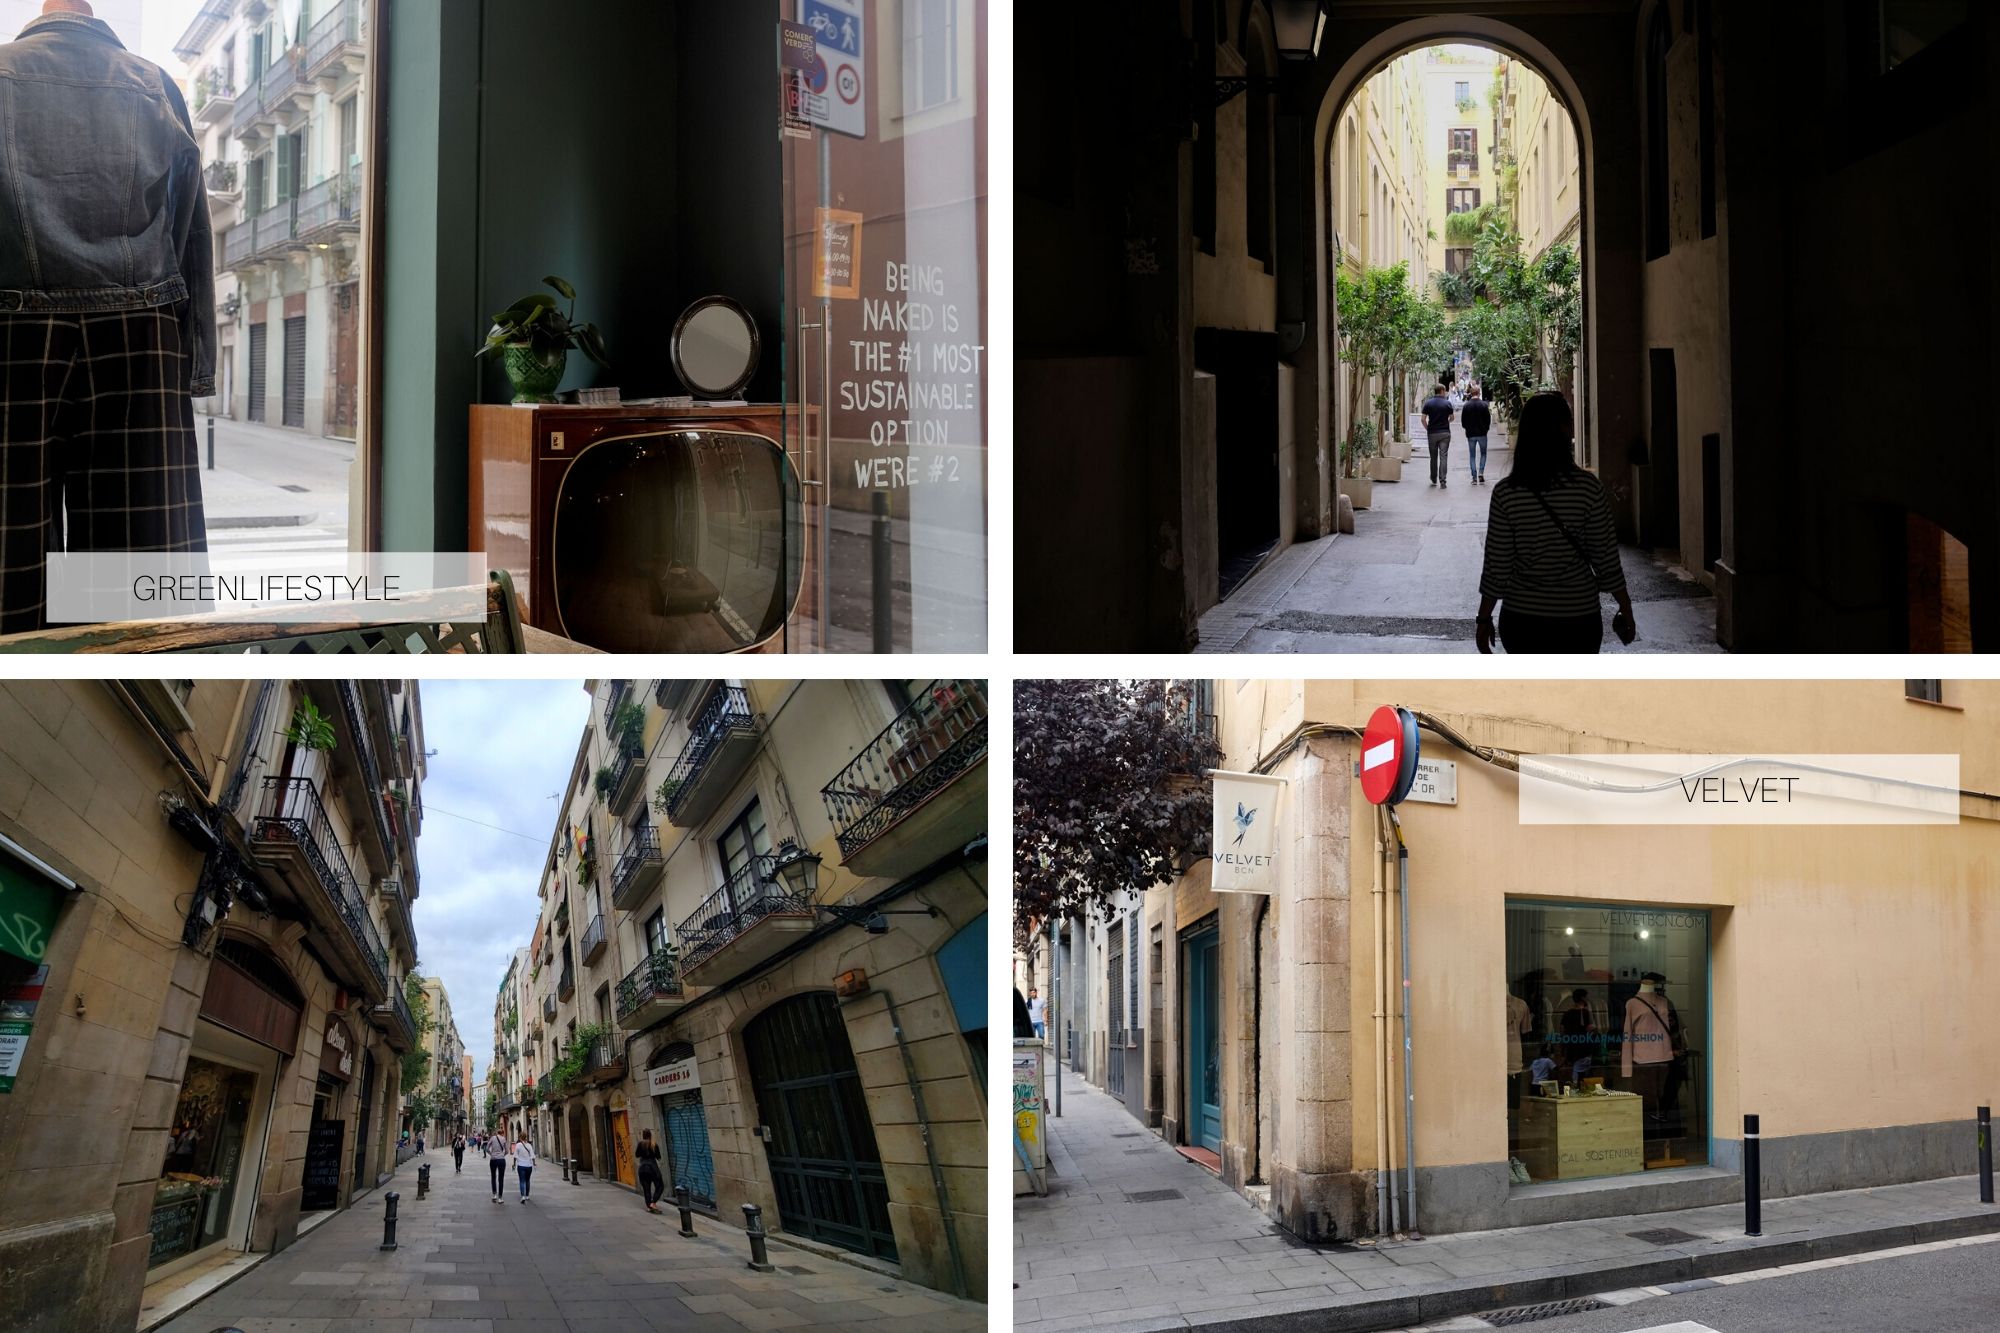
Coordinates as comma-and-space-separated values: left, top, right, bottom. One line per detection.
1424, 45, 1499, 288
494, 679, 989, 1299
416, 976, 465, 1140
0, 679, 427, 1330
1076, 679, 2000, 1245
174, 0, 368, 438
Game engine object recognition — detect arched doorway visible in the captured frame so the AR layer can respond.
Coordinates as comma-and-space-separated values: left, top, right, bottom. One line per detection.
743, 992, 895, 1260
567, 1101, 591, 1175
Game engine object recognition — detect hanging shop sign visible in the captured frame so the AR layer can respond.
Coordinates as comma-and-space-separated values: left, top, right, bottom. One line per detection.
815, 207, 864, 299
647, 1057, 700, 1097
0, 837, 72, 964
778, 20, 818, 139
0, 963, 48, 1094
1211, 770, 1286, 895
799, 0, 865, 138
1360, 705, 1421, 807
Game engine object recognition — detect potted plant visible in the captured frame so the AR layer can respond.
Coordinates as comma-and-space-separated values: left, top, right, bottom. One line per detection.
284, 696, 337, 751
614, 700, 645, 754
476, 275, 610, 404
593, 766, 615, 801
1339, 420, 1376, 510
652, 777, 685, 815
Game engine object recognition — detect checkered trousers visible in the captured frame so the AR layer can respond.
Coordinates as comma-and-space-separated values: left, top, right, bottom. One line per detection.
0, 306, 208, 633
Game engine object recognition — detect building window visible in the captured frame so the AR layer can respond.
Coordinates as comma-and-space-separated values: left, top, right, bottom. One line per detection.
717, 800, 773, 888
1449, 127, 1477, 154
1505, 900, 1710, 1185
1454, 80, 1470, 102
1447, 188, 1480, 213
902, 0, 959, 112
1445, 247, 1473, 274
1905, 680, 1945, 703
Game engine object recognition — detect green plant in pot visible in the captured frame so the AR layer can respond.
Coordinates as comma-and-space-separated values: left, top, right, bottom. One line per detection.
477, 275, 610, 403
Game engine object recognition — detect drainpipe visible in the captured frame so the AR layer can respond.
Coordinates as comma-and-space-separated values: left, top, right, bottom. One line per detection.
865, 988, 970, 1301
1388, 807, 1420, 1238
1372, 812, 1390, 1238
1248, 895, 1268, 1187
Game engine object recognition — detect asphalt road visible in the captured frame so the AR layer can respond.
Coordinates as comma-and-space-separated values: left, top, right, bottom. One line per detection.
1475, 1239, 2000, 1333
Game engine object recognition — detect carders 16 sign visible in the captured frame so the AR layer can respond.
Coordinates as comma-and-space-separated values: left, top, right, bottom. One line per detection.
1212, 771, 1286, 895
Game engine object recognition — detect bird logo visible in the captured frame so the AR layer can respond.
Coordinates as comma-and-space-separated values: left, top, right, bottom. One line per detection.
1233, 802, 1257, 847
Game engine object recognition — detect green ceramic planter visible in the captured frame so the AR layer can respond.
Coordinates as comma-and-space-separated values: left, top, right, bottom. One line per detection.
502, 345, 566, 403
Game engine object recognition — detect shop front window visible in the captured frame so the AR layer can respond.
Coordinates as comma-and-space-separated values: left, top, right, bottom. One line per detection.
150, 1056, 259, 1269
1504, 901, 1709, 1184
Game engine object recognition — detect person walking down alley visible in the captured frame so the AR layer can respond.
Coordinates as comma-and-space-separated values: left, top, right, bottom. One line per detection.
513, 1132, 536, 1203
1421, 383, 1456, 488
636, 1129, 666, 1213
1027, 988, 1045, 1039
1462, 386, 1492, 484
1476, 392, 1636, 653
486, 1128, 510, 1204
451, 1132, 466, 1173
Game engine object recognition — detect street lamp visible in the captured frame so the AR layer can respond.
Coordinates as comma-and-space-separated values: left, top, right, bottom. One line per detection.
767, 840, 821, 899
1272, 0, 1327, 62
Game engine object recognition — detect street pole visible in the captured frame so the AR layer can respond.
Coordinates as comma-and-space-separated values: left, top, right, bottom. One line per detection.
1392, 812, 1418, 1238
206, 416, 215, 471
1051, 915, 1062, 1117
1979, 1106, 1993, 1205
1744, 1114, 1762, 1236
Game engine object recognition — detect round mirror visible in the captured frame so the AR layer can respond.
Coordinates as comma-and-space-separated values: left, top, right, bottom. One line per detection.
671, 296, 760, 398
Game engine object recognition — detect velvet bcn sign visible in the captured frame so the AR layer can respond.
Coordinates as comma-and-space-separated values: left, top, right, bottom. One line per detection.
1212, 771, 1285, 895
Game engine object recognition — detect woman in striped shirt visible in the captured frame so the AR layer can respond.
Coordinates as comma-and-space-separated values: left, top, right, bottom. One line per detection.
1475, 392, 1636, 653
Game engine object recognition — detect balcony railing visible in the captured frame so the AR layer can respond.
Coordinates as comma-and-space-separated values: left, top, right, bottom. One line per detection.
615, 947, 685, 1025
822, 680, 987, 860
554, 900, 570, 936
379, 879, 415, 954
579, 913, 608, 964
542, 994, 557, 1023
659, 686, 759, 824
203, 160, 239, 195
605, 735, 645, 814
557, 959, 575, 1002
232, 56, 307, 135
337, 682, 395, 860
674, 857, 814, 975
1447, 148, 1479, 173
304, 0, 363, 77
193, 68, 237, 122
250, 775, 386, 997
603, 680, 632, 738
294, 164, 363, 239
610, 825, 664, 911
582, 1029, 626, 1084
223, 207, 298, 269
377, 983, 417, 1052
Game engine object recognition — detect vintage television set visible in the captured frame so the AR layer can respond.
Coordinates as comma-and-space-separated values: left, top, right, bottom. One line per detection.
467, 404, 806, 653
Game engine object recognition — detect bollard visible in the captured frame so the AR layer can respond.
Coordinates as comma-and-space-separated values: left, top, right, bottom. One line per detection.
417, 1163, 430, 1200
571, 1156, 582, 1185
380, 1191, 400, 1251
1743, 1114, 1761, 1237
1980, 1107, 1994, 1205
674, 1185, 697, 1238
206, 416, 215, 471
871, 490, 892, 653
741, 1203, 775, 1272
561, 1156, 571, 1183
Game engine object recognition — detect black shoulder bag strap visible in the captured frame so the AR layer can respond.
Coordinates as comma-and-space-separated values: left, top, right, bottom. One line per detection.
1528, 485, 1600, 584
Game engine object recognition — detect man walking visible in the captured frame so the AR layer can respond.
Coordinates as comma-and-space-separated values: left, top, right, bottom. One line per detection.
1027, 988, 1045, 1039
1421, 382, 1456, 488
451, 1132, 466, 1174
1462, 385, 1492, 483
486, 1126, 510, 1204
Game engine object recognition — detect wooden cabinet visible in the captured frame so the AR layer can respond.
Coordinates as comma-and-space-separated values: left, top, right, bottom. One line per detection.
468, 405, 809, 653
1516, 1091, 1643, 1182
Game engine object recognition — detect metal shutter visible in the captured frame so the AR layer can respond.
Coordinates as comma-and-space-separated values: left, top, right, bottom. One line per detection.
247, 322, 267, 422
282, 315, 307, 427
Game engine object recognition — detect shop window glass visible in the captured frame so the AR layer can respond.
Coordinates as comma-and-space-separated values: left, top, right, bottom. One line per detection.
151, 1055, 259, 1268
1504, 900, 1709, 1184
783, 0, 988, 651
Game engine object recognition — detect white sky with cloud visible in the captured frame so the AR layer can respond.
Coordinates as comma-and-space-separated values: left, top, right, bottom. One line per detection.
410, 680, 592, 1099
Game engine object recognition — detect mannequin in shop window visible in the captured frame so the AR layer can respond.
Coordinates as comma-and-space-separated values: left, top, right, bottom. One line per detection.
0, 0, 213, 633
1621, 971, 1684, 1125
1505, 987, 1532, 1110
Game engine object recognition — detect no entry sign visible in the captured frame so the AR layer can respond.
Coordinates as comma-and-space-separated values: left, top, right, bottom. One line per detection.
1360, 705, 1421, 806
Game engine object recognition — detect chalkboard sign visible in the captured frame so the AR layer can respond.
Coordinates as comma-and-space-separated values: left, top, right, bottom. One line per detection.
302, 1119, 344, 1211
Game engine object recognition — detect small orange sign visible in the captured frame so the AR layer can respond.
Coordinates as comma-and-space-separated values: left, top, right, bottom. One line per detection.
814, 207, 863, 299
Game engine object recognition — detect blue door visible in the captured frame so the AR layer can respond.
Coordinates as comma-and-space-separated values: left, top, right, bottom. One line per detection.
662, 1095, 716, 1207
1184, 926, 1222, 1153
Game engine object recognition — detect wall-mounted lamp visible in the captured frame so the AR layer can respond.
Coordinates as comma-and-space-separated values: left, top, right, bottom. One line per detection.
1211, 0, 1325, 105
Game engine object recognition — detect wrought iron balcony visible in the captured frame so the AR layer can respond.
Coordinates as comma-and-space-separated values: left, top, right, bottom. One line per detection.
554, 900, 570, 936
203, 160, 239, 196
294, 164, 363, 240
610, 825, 664, 911
615, 947, 688, 1029
675, 857, 814, 983
1448, 148, 1479, 173
375, 982, 417, 1052
304, 0, 364, 79
603, 680, 632, 738
820, 680, 987, 879
335, 682, 395, 867
193, 69, 237, 124
557, 959, 575, 1003
605, 736, 645, 814
659, 686, 761, 827
541, 993, 557, 1024
579, 913, 608, 965
522, 1029, 539, 1053
582, 1029, 626, 1085
249, 775, 387, 1000
379, 879, 415, 955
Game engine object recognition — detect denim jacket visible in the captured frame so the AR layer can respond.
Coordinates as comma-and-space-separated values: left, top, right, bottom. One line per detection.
0, 13, 215, 394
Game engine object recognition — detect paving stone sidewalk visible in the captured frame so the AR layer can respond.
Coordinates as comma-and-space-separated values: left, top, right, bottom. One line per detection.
160, 1149, 984, 1333
1015, 1076, 2000, 1332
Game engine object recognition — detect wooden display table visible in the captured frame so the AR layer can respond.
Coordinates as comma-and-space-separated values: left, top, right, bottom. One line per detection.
1516, 1090, 1643, 1182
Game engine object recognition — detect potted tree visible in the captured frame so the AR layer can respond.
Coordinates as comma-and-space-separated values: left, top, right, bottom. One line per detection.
476, 276, 610, 403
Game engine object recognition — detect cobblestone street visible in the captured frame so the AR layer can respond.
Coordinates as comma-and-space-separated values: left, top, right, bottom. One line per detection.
158, 1150, 985, 1333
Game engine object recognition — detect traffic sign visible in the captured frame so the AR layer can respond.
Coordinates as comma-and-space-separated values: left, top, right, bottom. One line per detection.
800, 0, 865, 138
1360, 705, 1421, 806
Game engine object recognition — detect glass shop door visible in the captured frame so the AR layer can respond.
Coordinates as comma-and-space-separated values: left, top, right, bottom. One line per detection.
779, 0, 988, 651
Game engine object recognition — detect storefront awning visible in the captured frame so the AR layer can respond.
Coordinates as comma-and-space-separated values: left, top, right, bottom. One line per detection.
0, 836, 74, 964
